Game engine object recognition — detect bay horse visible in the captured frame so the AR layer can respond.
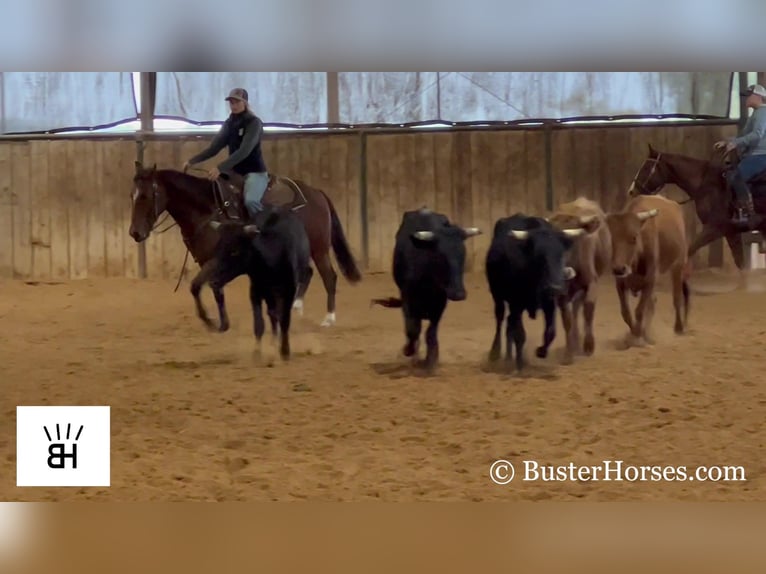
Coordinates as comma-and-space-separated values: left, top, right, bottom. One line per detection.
627, 144, 766, 271
128, 161, 362, 331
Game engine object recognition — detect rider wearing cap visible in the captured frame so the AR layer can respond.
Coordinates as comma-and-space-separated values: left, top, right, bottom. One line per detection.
714, 83, 766, 229
183, 88, 269, 220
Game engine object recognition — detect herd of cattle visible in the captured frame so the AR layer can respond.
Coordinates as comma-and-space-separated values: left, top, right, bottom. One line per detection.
197, 186, 692, 373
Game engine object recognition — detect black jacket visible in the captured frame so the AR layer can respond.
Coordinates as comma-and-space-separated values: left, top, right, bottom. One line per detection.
188, 110, 267, 175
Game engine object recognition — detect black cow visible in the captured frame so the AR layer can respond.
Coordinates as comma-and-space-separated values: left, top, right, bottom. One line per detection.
485, 213, 584, 371
204, 207, 312, 360
371, 208, 481, 370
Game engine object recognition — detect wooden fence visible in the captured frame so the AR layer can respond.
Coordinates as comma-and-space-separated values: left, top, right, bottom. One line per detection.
0, 121, 738, 281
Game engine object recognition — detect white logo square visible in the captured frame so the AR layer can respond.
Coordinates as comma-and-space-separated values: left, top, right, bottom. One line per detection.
16, 406, 110, 487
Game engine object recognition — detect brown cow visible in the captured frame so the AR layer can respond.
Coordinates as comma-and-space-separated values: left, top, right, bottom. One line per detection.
605, 194, 690, 345
547, 197, 613, 363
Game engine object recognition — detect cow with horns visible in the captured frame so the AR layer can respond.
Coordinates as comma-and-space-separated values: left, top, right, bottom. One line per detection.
546, 197, 613, 364
190, 206, 313, 360
605, 194, 690, 345
485, 213, 586, 371
371, 207, 481, 371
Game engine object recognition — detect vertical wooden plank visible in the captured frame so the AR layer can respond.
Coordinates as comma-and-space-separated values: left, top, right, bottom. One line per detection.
336, 134, 362, 265
47, 140, 71, 280
85, 141, 106, 277
468, 132, 488, 270
397, 134, 417, 213
121, 140, 139, 279
487, 131, 510, 228
452, 132, 474, 270
605, 127, 632, 212
431, 133, 454, 220
550, 129, 574, 212
469, 131, 499, 268
102, 141, 125, 277
363, 135, 383, 273
11, 143, 32, 279
413, 133, 437, 214
524, 130, 547, 216
29, 141, 51, 280
0, 144, 12, 278
571, 128, 601, 205
67, 140, 89, 279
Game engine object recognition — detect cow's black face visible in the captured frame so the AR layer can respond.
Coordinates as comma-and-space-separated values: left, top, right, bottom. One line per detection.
411, 225, 479, 301
208, 221, 258, 288
523, 230, 575, 295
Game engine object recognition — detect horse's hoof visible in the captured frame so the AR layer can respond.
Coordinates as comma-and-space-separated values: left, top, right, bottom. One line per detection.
218, 322, 230, 333
535, 346, 548, 359
320, 312, 336, 327
292, 299, 304, 317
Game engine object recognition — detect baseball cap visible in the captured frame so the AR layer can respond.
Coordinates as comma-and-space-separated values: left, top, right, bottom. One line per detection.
225, 88, 249, 102
740, 84, 766, 98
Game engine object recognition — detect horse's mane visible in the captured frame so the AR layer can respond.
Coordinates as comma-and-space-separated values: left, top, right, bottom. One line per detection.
660, 150, 726, 173
154, 169, 218, 211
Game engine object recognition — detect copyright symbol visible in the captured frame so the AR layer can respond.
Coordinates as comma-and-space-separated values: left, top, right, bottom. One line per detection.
490, 459, 515, 485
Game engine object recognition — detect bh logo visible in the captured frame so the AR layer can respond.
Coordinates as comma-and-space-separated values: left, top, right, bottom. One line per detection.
16, 406, 110, 487
44, 423, 84, 470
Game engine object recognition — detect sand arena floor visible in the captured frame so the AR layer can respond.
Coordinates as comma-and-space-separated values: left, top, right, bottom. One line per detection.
1, 267, 765, 501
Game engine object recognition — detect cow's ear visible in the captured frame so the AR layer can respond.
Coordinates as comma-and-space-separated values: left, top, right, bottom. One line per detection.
579, 214, 601, 234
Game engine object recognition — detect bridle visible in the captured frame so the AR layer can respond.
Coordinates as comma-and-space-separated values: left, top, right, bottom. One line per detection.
135, 174, 175, 234
630, 154, 665, 195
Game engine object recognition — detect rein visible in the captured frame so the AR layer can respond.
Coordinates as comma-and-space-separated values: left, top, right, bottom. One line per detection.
632, 148, 731, 206
148, 167, 226, 292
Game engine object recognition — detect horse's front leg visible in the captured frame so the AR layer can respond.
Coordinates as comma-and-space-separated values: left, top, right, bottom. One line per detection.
190, 260, 219, 331
212, 285, 230, 332
190, 259, 229, 332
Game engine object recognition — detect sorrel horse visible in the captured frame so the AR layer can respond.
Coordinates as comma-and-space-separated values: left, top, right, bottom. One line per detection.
128, 161, 362, 331
627, 144, 766, 271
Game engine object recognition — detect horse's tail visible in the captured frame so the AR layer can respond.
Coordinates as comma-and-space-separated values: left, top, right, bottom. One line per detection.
320, 189, 363, 283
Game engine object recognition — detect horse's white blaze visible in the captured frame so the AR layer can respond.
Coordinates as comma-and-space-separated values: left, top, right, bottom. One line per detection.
132, 187, 141, 203
320, 312, 336, 327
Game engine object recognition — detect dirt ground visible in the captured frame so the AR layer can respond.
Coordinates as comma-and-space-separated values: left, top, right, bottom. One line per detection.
1, 266, 765, 501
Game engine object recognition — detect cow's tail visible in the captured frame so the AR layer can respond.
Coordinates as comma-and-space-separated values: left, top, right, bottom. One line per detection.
320, 189, 362, 283
371, 297, 403, 308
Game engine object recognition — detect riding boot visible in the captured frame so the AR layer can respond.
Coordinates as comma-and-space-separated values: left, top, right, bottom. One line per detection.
730, 178, 757, 229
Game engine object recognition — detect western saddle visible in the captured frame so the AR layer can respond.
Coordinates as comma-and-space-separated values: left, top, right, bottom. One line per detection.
212, 172, 308, 222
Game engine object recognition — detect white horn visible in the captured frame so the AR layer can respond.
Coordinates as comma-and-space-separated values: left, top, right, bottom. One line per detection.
463, 227, 481, 237
562, 228, 586, 238
209, 220, 221, 230
243, 224, 260, 235
508, 229, 529, 240
413, 231, 435, 240
564, 266, 577, 280
636, 208, 659, 221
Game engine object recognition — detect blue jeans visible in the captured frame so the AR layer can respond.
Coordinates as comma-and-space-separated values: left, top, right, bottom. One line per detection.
727, 154, 766, 201
243, 172, 269, 218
